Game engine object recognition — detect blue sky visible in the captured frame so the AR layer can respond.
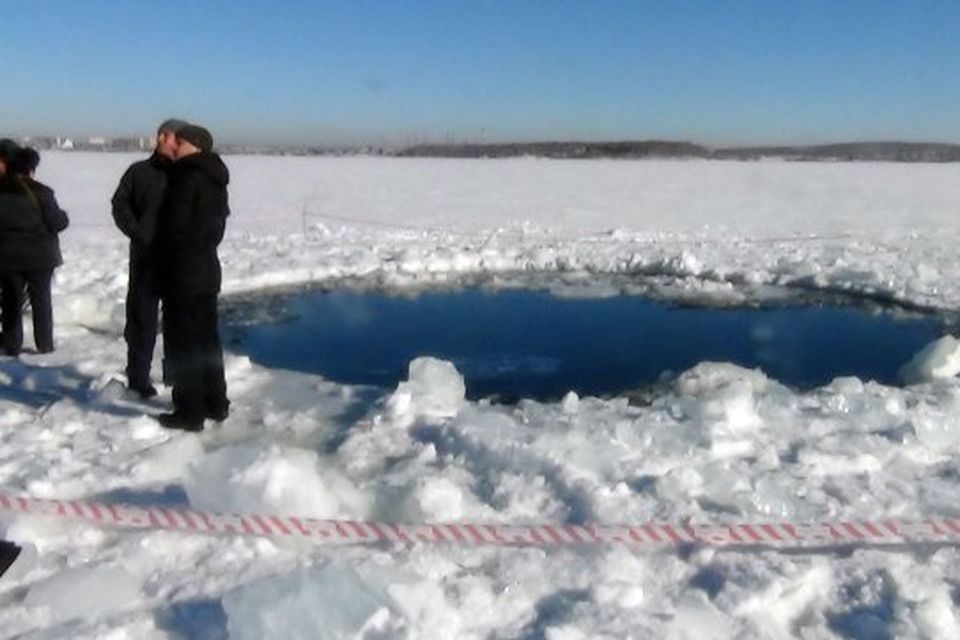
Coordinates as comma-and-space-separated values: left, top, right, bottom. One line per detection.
2, 1, 958, 146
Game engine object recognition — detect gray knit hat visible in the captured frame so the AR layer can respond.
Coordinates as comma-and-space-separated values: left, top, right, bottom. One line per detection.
157, 118, 189, 134
176, 125, 213, 152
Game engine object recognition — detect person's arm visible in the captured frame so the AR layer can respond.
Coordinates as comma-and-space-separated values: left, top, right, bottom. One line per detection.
110, 166, 139, 239
198, 182, 228, 247
37, 186, 69, 233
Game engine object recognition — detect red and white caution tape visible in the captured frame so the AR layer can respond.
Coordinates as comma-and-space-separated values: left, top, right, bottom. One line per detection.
2, 492, 959, 549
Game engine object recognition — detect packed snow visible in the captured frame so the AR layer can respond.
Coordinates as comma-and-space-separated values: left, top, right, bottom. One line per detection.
1, 153, 959, 638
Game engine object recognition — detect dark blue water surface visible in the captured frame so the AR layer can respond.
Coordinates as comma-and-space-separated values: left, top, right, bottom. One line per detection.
223, 289, 946, 401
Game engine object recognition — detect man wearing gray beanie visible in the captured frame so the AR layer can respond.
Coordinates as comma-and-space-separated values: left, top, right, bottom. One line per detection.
154, 124, 230, 431
111, 118, 188, 398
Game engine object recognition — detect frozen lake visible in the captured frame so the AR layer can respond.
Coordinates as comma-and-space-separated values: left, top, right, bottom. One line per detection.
223, 288, 946, 400
4, 154, 960, 638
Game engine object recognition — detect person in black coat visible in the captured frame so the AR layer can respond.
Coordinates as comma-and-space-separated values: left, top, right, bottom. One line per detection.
0, 147, 69, 356
155, 125, 230, 431
112, 118, 188, 398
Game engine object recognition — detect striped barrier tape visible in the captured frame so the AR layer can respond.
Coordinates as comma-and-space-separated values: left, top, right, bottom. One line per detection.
2, 492, 960, 549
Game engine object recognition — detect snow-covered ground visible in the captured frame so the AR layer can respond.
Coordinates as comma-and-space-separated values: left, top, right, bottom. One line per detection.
1, 152, 960, 638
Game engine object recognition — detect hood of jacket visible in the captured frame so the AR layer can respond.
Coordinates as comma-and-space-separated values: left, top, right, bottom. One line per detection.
175, 151, 229, 187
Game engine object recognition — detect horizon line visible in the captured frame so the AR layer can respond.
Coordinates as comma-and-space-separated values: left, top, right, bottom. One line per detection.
7, 133, 960, 151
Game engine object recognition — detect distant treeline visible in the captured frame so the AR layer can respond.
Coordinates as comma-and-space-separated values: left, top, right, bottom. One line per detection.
397, 141, 960, 162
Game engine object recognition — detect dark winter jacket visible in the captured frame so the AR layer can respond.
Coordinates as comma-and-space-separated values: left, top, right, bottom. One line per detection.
0, 175, 69, 272
155, 151, 230, 296
111, 153, 170, 258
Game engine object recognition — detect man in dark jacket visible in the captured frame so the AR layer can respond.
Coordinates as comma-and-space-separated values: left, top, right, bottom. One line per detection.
111, 118, 188, 397
0, 147, 69, 355
156, 124, 230, 431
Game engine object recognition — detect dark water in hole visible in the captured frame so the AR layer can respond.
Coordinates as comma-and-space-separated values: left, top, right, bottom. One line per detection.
222, 289, 946, 401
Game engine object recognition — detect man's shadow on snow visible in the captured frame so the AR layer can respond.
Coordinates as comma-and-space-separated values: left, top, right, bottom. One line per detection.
0, 356, 157, 418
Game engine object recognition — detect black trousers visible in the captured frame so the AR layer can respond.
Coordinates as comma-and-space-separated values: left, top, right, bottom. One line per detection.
0, 540, 20, 578
124, 257, 160, 386
1, 269, 54, 356
162, 294, 228, 419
